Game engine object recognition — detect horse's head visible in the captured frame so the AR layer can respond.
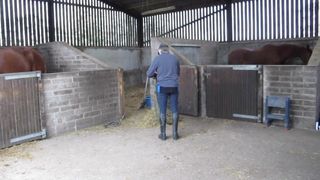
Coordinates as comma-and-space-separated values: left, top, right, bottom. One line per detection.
301, 45, 313, 65
31, 48, 47, 73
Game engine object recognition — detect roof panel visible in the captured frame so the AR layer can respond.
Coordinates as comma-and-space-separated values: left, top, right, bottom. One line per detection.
105, 0, 227, 16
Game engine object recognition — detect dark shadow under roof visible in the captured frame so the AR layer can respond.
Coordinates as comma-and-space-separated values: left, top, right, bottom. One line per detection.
104, 0, 227, 17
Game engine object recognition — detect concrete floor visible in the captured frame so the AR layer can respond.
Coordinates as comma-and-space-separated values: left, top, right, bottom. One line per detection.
0, 116, 319, 180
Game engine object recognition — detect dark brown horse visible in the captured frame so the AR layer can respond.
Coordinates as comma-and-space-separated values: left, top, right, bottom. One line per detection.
0, 47, 46, 74
228, 44, 313, 65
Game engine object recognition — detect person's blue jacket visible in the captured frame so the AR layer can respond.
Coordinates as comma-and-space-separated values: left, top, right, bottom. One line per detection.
146, 53, 180, 87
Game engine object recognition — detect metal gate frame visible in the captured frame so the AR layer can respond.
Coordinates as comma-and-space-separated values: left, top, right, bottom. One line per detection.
0, 71, 46, 149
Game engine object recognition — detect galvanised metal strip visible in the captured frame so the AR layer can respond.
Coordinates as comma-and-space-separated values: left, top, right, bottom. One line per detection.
285, 0, 289, 38
96, 0, 99, 46
44, 0, 49, 43
316, 0, 319, 36
4, 0, 11, 46
310, 0, 314, 37
253, 0, 261, 40
4, 72, 41, 80
85, 0, 92, 46
9, 0, 14, 45
300, 0, 303, 37
38, 0, 42, 44
0, 0, 4, 46
305, 0, 309, 37
18, 0, 22, 45
237, 2, 240, 40
246, 1, 254, 40
10, 130, 46, 145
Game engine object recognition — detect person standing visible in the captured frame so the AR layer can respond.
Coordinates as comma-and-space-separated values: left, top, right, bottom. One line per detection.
146, 43, 180, 140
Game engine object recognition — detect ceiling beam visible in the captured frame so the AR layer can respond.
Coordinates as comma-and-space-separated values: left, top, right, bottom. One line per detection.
100, 0, 141, 18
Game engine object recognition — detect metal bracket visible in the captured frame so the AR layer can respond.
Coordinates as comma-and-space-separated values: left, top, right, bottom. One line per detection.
232, 65, 260, 71
257, 114, 262, 123
203, 73, 211, 78
5, 71, 41, 80
10, 129, 47, 144
233, 113, 259, 120
171, 43, 201, 48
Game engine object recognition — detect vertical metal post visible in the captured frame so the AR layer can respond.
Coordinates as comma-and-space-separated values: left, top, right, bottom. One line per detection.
48, 0, 55, 42
316, 0, 319, 37
137, 15, 143, 47
226, 0, 232, 42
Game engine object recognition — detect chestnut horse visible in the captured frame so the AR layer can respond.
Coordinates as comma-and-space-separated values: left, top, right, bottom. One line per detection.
228, 44, 313, 65
0, 47, 46, 74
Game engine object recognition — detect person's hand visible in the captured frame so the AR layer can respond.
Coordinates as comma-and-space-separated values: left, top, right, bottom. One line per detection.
151, 72, 157, 79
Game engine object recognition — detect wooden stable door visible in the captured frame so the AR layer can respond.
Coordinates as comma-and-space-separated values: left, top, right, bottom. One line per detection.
179, 66, 199, 116
0, 72, 45, 149
205, 65, 261, 122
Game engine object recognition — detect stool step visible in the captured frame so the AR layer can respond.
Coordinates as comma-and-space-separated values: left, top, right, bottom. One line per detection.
266, 114, 285, 120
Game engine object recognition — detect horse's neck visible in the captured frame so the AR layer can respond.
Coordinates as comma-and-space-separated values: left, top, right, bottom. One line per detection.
278, 45, 307, 62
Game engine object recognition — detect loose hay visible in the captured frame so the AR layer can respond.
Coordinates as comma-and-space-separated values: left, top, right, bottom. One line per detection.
122, 85, 182, 128
122, 85, 159, 128
0, 141, 36, 163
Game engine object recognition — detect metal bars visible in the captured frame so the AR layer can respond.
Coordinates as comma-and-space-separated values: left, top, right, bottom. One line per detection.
0, 0, 138, 47
143, 6, 227, 46
53, 0, 137, 47
143, 0, 320, 46
0, 0, 319, 47
231, 0, 319, 41
0, 0, 49, 46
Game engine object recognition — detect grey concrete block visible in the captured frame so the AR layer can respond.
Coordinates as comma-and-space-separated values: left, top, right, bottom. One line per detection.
54, 89, 73, 95
303, 111, 316, 118
292, 117, 316, 130
61, 104, 80, 112
303, 78, 317, 83
55, 121, 76, 135
304, 89, 317, 95
84, 111, 101, 118
304, 100, 316, 106
293, 94, 316, 100
291, 83, 304, 88
269, 82, 291, 87
279, 66, 301, 71
303, 83, 317, 88
48, 101, 69, 108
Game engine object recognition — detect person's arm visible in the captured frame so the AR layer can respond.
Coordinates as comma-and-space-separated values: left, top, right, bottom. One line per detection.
177, 60, 180, 76
146, 58, 158, 78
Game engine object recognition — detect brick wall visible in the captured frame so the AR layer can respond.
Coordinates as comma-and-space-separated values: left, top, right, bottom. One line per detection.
264, 65, 319, 130
35, 42, 124, 137
41, 69, 124, 137
36, 42, 111, 73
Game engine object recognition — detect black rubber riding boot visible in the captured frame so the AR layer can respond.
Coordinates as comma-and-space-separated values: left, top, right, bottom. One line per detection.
172, 113, 179, 140
158, 115, 166, 140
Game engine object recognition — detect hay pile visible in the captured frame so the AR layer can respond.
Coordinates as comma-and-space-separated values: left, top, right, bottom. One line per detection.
122, 86, 159, 128
122, 85, 181, 128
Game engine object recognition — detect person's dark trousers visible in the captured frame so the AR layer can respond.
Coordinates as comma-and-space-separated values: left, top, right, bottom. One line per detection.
157, 86, 179, 140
